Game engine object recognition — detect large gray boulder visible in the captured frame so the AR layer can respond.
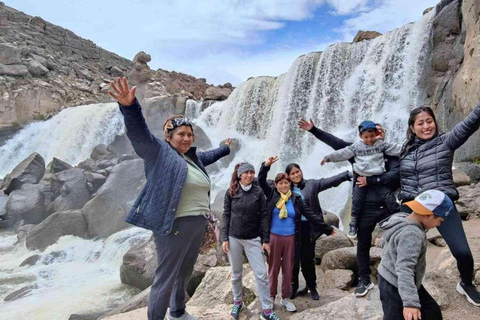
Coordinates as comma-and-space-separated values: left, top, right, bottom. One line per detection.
47, 157, 73, 174
83, 159, 145, 238
100, 287, 150, 319
25, 210, 87, 251
0, 193, 8, 218
120, 235, 156, 290
6, 184, 46, 225
27, 59, 49, 76
47, 169, 91, 214
315, 230, 353, 261
0, 43, 22, 65
192, 124, 213, 151
3, 153, 46, 195
204, 87, 232, 101
85, 172, 107, 194
0, 63, 29, 76
321, 246, 382, 274
107, 134, 134, 156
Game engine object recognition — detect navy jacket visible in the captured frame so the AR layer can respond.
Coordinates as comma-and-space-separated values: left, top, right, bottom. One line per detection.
120, 100, 230, 234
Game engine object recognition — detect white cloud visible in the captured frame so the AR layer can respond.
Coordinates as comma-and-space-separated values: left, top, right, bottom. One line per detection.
326, 0, 371, 15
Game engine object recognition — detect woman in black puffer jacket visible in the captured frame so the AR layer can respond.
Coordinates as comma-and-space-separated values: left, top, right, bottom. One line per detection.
400, 103, 480, 306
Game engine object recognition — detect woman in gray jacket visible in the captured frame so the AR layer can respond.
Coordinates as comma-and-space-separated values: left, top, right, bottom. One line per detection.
400, 103, 480, 307
109, 77, 231, 320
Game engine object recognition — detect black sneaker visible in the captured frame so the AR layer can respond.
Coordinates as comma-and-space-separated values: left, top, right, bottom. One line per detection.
290, 284, 298, 299
355, 280, 374, 297
457, 282, 480, 307
348, 218, 358, 239
297, 286, 309, 296
261, 311, 281, 320
309, 287, 320, 300
230, 303, 243, 319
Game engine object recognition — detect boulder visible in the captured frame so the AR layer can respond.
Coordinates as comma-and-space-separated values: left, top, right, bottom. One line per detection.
90, 144, 109, 160
27, 60, 49, 76
25, 210, 87, 251
321, 246, 382, 273
120, 235, 156, 290
16, 224, 35, 243
210, 189, 227, 222
75, 68, 93, 81
19, 254, 41, 267
456, 183, 480, 219
315, 229, 353, 261
68, 311, 106, 320
6, 184, 46, 225
192, 124, 213, 151
0, 63, 29, 76
107, 134, 134, 155
317, 269, 355, 290
4, 284, 39, 302
0, 43, 22, 65
85, 172, 107, 194
0, 193, 8, 218
76, 158, 95, 171
47, 157, 73, 174
95, 159, 118, 170
3, 152, 46, 195
352, 30, 382, 43
47, 169, 91, 214
453, 162, 480, 182
204, 86, 232, 101
100, 287, 150, 319
289, 287, 383, 320
324, 211, 340, 228
109, 66, 124, 77
452, 168, 471, 186
83, 159, 145, 238
218, 138, 240, 168
132, 51, 151, 64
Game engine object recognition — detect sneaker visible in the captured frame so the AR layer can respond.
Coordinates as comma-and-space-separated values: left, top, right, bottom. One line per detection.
280, 298, 297, 312
168, 312, 198, 320
309, 287, 320, 300
230, 303, 243, 319
260, 311, 281, 320
348, 219, 358, 239
457, 282, 480, 307
297, 286, 309, 296
355, 280, 374, 297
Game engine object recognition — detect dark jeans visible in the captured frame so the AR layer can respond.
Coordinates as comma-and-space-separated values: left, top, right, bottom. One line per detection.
292, 221, 316, 289
352, 183, 400, 221
378, 275, 442, 320
148, 215, 207, 320
401, 204, 474, 285
357, 203, 391, 282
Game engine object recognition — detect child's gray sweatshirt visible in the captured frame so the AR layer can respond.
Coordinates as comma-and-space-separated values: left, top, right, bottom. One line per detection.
377, 213, 427, 309
324, 139, 401, 176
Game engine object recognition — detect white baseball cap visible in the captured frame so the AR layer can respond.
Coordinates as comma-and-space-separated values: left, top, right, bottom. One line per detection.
404, 190, 454, 218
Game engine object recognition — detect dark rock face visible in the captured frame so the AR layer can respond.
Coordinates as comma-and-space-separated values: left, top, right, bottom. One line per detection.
47, 168, 91, 214
120, 236, 156, 290
2, 152, 45, 195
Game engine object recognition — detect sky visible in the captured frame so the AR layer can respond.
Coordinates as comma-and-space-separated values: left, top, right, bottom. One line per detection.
7, 0, 440, 85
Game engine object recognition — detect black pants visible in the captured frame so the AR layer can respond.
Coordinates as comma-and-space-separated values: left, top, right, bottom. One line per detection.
352, 183, 400, 220
401, 204, 474, 285
291, 221, 316, 289
378, 275, 442, 320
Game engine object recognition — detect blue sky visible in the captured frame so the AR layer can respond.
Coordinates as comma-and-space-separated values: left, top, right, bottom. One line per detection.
7, 0, 439, 85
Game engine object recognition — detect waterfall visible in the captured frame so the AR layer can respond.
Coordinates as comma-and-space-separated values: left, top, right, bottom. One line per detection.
0, 103, 124, 178
198, 10, 434, 217
185, 100, 203, 120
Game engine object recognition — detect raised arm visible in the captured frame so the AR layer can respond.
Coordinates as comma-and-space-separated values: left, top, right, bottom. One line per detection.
109, 77, 161, 163
323, 146, 355, 163
444, 101, 480, 150
299, 119, 352, 150
197, 140, 231, 166
313, 171, 352, 193
258, 156, 278, 196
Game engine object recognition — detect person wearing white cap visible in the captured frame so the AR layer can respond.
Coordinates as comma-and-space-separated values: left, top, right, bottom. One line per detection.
377, 190, 450, 320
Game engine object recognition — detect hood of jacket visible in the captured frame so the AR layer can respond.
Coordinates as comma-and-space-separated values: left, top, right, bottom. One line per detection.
379, 213, 424, 243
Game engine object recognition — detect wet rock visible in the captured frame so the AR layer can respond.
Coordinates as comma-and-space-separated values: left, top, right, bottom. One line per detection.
47, 168, 90, 214
83, 159, 145, 238
100, 287, 150, 319
353, 30, 382, 43
16, 223, 34, 242
47, 157, 73, 174
68, 311, 106, 320
120, 235, 156, 290
90, 144, 109, 160
3, 152, 45, 195
85, 172, 107, 194
77, 158, 95, 171
218, 138, 240, 168
19, 254, 41, 267
4, 284, 39, 302
0, 193, 8, 218
96, 159, 118, 169
43, 250, 68, 264
25, 210, 87, 251
315, 229, 353, 261
6, 184, 46, 225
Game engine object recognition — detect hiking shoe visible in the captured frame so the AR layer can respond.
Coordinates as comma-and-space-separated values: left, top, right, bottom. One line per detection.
457, 282, 480, 307
169, 312, 198, 320
260, 311, 281, 320
230, 303, 243, 319
309, 287, 320, 300
355, 280, 374, 297
280, 298, 297, 312
290, 284, 298, 299
348, 219, 358, 239
297, 286, 309, 296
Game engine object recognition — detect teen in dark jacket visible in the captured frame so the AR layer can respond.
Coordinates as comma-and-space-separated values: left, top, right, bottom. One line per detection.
258, 157, 335, 313
299, 119, 399, 298
109, 77, 231, 320
285, 163, 351, 300
222, 163, 280, 320
399, 104, 480, 306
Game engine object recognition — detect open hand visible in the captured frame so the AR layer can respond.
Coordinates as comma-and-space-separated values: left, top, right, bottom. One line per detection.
108, 77, 136, 106
224, 138, 232, 147
299, 119, 314, 131
403, 307, 421, 320
356, 176, 368, 188
222, 241, 229, 254
321, 158, 328, 166
265, 156, 279, 167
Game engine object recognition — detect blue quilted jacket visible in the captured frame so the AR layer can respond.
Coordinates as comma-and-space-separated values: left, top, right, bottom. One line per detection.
120, 100, 230, 235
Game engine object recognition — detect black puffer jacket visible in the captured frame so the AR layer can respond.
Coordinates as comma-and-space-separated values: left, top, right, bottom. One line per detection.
399, 103, 480, 201
258, 164, 334, 261
222, 185, 269, 243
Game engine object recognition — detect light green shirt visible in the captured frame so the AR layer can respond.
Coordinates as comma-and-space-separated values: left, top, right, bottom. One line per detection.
175, 155, 211, 218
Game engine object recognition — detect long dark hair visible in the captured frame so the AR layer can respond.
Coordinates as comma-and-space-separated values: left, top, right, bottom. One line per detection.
229, 163, 242, 196
402, 106, 439, 156
285, 163, 301, 175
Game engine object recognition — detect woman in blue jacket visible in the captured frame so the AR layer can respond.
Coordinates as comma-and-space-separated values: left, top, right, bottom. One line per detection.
109, 77, 231, 320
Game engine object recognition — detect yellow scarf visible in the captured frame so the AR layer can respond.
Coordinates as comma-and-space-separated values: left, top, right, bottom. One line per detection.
276, 189, 292, 219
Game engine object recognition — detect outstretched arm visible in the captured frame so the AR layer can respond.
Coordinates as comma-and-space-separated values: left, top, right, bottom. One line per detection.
197, 139, 231, 166
323, 146, 355, 163
299, 119, 352, 150
313, 171, 352, 193
258, 156, 278, 196
109, 77, 161, 163
444, 102, 480, 150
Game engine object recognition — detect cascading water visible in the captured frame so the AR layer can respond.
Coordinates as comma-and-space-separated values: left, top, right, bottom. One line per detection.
0, 103, 124, 178
198, 10, 434, 218
185, 99, 203, 120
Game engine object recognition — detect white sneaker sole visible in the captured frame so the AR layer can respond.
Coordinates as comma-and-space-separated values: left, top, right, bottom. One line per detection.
457, 283, 480, 307
280, 301, 297, 312
355, 283, 374, 297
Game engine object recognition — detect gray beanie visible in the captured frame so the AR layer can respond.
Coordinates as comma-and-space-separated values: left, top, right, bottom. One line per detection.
237, 162, 255, 178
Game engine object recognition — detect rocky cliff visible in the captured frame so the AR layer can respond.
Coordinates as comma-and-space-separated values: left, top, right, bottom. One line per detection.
0, 2, 232, 130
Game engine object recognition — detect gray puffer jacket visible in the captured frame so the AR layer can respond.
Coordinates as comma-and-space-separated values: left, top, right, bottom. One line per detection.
399, 102, 480, 201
